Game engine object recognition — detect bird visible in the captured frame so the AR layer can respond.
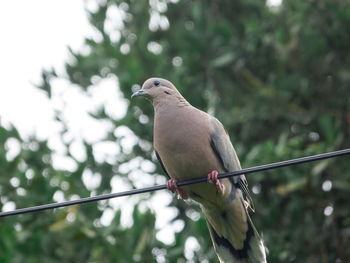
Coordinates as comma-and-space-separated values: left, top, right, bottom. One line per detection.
132, 77, 267, 263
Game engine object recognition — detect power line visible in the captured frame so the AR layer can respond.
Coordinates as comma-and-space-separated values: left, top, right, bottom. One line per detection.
0, 149, 349, 218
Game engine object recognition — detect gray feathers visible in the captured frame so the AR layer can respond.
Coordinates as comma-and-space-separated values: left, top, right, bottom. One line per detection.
209, 116, 255, 211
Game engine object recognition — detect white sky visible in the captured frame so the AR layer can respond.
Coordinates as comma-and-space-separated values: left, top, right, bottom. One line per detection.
0, 0, 90, 138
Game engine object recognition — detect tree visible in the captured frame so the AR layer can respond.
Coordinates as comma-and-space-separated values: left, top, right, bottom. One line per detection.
1, 0, 350, 262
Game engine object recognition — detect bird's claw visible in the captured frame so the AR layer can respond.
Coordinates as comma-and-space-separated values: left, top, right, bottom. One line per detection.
167, 178, 188, 200
208, 170, 223, 193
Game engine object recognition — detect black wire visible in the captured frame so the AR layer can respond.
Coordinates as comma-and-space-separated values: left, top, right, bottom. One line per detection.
0, 149, 349, 218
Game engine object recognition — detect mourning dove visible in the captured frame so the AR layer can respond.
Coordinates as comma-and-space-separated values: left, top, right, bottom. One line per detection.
132, 78, 267, 263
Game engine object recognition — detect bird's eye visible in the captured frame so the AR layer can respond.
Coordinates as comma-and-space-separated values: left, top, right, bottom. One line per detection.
154, 80, 160, 87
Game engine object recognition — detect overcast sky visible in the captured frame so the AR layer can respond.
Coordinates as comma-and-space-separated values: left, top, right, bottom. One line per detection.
0, 0, 90, 138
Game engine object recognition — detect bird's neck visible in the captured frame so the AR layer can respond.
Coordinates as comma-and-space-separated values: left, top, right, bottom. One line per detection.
152, 95, 190, 113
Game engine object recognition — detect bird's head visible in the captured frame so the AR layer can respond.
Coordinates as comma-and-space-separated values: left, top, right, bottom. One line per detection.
131, 78, 186, 106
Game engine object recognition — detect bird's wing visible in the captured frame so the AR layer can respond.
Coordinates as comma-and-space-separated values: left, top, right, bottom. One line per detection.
209, 116, 255, 211
155, 150, 170, 179
206, 117, 267, 262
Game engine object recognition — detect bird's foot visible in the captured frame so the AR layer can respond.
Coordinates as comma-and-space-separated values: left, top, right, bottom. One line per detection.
207, 170, 223, 193
167, 178, 188, 200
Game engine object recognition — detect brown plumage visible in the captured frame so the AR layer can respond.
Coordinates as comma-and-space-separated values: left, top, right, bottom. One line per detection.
132, 78, 266, 263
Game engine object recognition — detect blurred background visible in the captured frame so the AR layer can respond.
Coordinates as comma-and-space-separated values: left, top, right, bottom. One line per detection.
1, 0, 350, 262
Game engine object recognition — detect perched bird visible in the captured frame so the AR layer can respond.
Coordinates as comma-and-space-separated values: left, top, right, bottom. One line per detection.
132, 78, 266, 263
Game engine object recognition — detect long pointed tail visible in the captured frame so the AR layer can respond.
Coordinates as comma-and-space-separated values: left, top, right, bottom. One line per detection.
203, 199, 266, 263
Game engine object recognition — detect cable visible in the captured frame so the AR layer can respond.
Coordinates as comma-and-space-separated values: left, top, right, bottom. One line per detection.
0, 149, 349, 218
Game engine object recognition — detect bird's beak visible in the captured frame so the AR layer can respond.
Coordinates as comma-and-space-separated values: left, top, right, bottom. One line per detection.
131, 89, 144, 98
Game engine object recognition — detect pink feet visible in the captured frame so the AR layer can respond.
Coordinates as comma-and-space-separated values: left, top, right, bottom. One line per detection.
207, 170, 223, 193
167, 178, 188, 200
167, 171, 222, 199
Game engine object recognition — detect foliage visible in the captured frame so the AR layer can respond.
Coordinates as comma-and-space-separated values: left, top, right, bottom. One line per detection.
1, 0, 350, 262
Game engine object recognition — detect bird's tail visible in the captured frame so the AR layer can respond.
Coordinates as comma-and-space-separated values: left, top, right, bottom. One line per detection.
203, 198, 267, 263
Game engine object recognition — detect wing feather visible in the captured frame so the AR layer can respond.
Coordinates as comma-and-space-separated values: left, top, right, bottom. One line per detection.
155, 150, 170, 179
209, 117, 255, 211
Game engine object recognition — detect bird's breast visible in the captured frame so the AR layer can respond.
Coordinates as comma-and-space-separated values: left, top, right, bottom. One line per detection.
153, 107, 231, 205
154, 107, 222, 179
